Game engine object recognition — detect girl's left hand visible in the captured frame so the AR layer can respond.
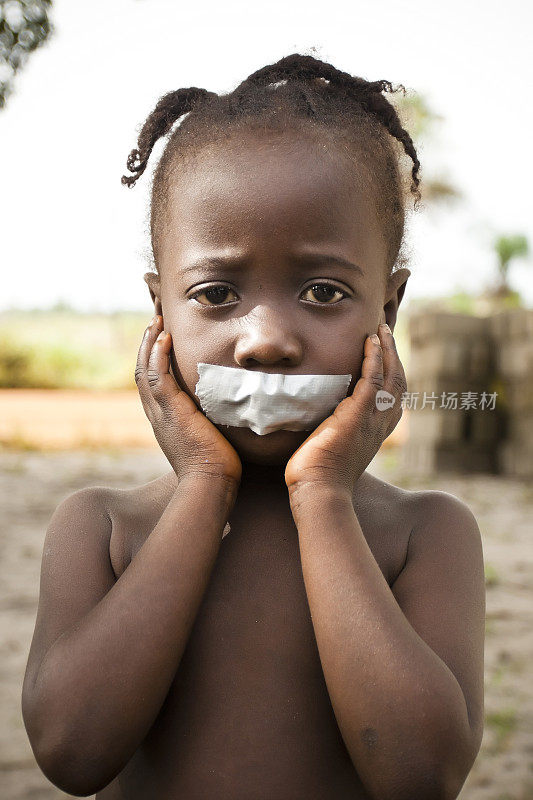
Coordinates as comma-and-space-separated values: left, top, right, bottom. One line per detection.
285, 323, 407, 499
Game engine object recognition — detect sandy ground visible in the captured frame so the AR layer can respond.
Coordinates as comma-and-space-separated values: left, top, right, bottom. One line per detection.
0, 388, 408, 451
1, 445, 532, 800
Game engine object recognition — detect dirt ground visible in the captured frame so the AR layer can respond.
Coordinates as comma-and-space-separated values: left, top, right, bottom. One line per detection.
1, 445, 532, 800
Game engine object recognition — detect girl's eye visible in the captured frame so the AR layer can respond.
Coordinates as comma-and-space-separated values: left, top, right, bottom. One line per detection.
301, 283, 348, 304
190, 286, 238, 306
190, 282, 348, 307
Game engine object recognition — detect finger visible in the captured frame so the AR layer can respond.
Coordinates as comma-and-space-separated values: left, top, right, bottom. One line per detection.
377, 323, 405, 434
378, 323, 407, 400
135, 315, 162, 412
135, 315, 161, 375
338, 333, 383, 418
146, 329, 186, 409
332, 334, 384, 439
361, 333, 384, 393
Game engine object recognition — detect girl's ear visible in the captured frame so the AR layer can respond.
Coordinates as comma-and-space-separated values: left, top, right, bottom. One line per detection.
143, 271, 163, 318
382, 268, 411, 332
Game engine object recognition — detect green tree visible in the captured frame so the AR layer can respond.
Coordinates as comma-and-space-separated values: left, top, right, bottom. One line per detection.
392, 91, 461, 205
0, 0, 53, 109
494, 234, 529, 293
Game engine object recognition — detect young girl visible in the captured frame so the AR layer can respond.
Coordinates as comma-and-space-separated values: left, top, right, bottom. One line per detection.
21, 53, 485, 800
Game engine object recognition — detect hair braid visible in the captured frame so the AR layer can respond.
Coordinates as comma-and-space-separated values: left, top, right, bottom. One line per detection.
358, 91, 421, 200
121, 87, 217, 187
122, 53, 423, 275
234, 54, 420, 200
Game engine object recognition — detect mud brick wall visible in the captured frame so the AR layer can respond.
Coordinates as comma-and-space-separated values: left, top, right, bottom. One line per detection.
490, 309, 533, 477
401, 309, 532, 477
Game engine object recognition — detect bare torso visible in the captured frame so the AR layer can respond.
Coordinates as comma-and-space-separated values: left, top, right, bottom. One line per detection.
95, 468, 414, 800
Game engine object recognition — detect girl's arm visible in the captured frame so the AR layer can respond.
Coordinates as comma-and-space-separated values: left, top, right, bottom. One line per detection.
288, 484, 485, 800
21, 474, 237, 797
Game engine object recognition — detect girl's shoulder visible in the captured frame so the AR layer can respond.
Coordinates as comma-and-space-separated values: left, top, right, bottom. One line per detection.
358, 471, 479, 540
355, 472, 482, 582
405, 488, 480, 541
97, 471, 179, 579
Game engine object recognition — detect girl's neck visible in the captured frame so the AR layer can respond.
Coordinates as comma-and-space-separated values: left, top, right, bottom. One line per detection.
240, 459, 287, 489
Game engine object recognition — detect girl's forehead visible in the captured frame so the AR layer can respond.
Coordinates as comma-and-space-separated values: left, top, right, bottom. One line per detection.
175, 131, 372, 204
165, 135, 383, 255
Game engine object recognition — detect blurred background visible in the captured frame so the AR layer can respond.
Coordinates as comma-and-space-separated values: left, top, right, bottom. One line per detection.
1, 1, 532, 798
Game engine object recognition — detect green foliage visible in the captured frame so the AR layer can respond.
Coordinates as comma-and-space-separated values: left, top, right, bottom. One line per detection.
405, 289, 525, 317
0, 333, 97, 388
485, 707, 518, 753
484, 562, 500, 587
0, 309, 150, 389
391, 92, 461, 206
494, 234, 529, 284
393, 92, 442, 142
443, 292, 478, 315
0, 0, 53, 109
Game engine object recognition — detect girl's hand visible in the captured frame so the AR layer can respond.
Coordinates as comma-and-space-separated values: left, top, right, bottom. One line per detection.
284, 323, 406, 499
135, 316, 242, 488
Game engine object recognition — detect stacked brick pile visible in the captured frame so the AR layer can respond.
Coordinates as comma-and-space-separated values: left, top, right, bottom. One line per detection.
401, 309, 530, 475
490, 308, 533, 477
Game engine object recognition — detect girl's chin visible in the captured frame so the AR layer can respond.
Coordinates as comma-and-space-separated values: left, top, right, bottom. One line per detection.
217, 424, 310, 466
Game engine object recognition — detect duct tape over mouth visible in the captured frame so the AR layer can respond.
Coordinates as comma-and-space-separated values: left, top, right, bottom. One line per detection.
195, 362, 352, 436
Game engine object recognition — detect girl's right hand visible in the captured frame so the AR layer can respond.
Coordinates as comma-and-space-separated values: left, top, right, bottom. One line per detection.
135, 315, 242, 489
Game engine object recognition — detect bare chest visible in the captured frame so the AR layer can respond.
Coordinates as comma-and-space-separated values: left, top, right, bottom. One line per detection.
99, 484, 408, 799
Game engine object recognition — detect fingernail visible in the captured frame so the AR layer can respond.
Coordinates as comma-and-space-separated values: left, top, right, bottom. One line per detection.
370, 334, 380, 344
380, 323, 392, 334
156, 330, 167, 341
150, 315, 159, 326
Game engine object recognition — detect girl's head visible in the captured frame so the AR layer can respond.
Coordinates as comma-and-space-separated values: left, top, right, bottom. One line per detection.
122, 53, 421, 468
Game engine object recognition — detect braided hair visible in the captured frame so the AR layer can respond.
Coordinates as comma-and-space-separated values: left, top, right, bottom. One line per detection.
122, 53, 421, 274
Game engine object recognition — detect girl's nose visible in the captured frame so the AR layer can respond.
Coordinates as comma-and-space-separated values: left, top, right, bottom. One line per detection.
233, 307, 302, 367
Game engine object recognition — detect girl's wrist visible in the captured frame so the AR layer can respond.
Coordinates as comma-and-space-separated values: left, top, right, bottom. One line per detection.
287, 480, 353, 519
177, 470, 240, 505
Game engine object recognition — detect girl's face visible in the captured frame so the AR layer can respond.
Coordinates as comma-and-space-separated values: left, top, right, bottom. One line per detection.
148, 130, 409, 468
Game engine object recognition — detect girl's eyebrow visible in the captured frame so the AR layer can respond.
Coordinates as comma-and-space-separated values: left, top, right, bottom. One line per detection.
180, 252, 365, 277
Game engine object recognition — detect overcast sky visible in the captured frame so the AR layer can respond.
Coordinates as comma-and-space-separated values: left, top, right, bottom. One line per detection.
1, 0, 532, 312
